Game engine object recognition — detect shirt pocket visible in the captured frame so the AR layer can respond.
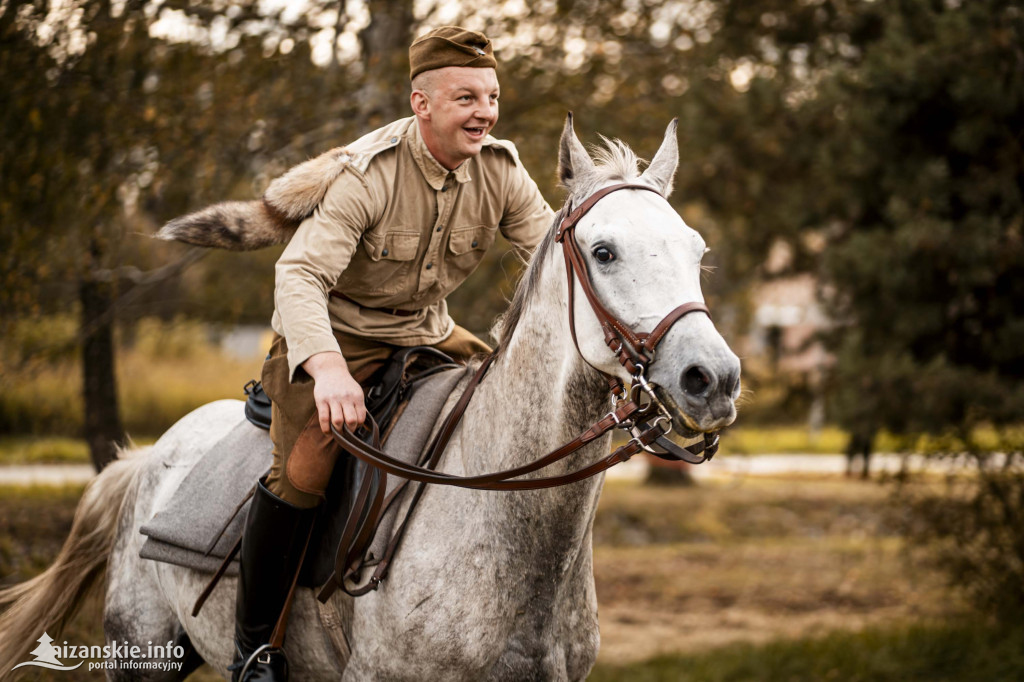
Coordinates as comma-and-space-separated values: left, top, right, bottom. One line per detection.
353, 228, 422, 296
448, 224, 495, 256
364, 229, 421, 262
445, 224, 496, 286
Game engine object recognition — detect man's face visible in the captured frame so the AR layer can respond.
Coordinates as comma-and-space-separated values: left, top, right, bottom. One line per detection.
412, 66, 500, 171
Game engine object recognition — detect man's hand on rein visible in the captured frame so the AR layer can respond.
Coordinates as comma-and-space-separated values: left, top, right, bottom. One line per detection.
303, 351, 367, 434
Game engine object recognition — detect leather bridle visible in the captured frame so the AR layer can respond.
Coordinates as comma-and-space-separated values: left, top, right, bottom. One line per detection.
558, 183, 711, 377
319, 183, 722, 600
554, 182, 720, 462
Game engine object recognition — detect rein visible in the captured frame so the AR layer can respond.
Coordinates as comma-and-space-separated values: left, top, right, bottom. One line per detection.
319, 183, 720, 600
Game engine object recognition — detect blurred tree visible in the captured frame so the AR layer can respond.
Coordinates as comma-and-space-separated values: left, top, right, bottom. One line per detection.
0, 0, 338, 467
439, 0, 886, 340
0, 0, 431, 465
358, 0, 415, 126
814, 0, 1024, 448
1, 0, 165, 467
440, 0, 842, 482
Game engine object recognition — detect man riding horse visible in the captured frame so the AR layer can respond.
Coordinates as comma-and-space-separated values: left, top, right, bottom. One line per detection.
234, 26, 552, 681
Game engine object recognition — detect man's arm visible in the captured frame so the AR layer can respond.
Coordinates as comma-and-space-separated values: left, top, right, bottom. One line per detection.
274, 170, 383, 433
496, 150, 555, 253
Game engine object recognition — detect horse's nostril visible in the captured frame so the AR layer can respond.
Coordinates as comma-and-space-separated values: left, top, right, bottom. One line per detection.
683, 366, 712, 396
723, 370, 740, 398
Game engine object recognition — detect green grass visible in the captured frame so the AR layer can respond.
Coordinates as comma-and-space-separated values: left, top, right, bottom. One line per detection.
0, 426, 955, 465
0, 427, 860, 465
0, 436, 160, 465
0, 436, 91, 464
588, 620, 1024, 682
721, 425, 850, 455
717, 424, 1024, 456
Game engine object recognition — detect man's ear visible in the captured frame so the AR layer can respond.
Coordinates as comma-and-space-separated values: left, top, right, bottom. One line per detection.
410, 90, 431, 120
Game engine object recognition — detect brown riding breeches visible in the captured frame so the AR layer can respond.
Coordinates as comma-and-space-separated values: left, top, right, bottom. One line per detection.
261, 326, 491, 508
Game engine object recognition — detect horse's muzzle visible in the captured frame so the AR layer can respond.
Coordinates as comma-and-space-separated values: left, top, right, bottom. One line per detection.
666, 355, 740, 433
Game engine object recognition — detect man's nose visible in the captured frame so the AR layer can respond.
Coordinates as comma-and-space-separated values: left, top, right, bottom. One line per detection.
473, 99, 496, 120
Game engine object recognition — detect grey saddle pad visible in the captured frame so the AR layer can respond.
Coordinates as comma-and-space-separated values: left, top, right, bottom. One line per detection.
139, 367, 467, 585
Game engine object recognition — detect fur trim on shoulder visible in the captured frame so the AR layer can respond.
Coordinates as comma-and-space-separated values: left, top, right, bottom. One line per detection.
156, 200, 296, 251
156, 147, 351, 250
263, 147, 350, 221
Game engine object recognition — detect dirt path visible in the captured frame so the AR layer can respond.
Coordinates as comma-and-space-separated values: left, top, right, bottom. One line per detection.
0, 464, 96, 486
596, 451, 1004, 482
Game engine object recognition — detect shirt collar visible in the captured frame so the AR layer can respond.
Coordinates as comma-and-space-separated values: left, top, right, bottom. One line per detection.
410, 120, 473, 189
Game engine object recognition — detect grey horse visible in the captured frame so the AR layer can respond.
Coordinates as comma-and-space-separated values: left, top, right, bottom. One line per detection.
0, 117, 740, 681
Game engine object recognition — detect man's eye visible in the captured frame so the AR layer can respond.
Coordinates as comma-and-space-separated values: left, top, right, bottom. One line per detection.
593, 246, 615, 263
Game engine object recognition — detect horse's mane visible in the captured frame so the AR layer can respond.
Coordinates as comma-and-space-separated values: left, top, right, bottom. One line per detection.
492, 137, 650, 356
567, 136, 644, 201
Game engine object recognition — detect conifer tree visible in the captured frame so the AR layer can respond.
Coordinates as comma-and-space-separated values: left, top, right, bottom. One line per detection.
814, 0, 1024, 447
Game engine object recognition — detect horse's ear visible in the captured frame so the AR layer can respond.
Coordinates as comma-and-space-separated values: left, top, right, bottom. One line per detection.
559, 113, 594, 190
640, 118, 679, 197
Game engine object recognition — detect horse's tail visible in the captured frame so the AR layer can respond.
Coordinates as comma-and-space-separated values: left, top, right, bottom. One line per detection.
0, 448, 146, 674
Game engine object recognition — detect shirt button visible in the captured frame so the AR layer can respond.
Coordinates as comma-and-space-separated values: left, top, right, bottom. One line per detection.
471, 240, 479, 248
436, 225, 443, 232
390, 137, 398, 143
382, 248, 389, 257
426, 262, 433, 270
441, 186, 448, 192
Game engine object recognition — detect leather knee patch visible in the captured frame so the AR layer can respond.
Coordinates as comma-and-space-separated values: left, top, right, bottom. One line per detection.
285, 415, 341, 497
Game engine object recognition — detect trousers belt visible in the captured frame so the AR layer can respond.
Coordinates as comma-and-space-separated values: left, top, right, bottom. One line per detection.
330, 291, 418, 317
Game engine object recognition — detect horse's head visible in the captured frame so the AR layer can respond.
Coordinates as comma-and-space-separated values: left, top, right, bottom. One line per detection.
557, 115, 740, 435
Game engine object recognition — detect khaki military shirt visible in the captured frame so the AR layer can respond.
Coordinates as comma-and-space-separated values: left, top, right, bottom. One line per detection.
271, 117, 553, 378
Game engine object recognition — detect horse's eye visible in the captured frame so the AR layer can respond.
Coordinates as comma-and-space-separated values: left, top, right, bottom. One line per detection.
593, 246, 615, 263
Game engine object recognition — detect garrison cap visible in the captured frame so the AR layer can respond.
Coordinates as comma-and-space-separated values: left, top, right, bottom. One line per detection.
409, 26, 496, 80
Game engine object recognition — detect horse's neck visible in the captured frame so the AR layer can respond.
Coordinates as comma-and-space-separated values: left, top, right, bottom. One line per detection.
437, 243, 610, 598
463, 245, 610, 481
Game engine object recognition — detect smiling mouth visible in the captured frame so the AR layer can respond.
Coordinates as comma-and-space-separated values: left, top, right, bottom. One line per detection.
464, 126, 486, 138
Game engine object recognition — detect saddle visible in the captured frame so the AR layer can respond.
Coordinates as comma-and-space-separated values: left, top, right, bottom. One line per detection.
182, 346, 461, 615
301, 346, 458, 589
243, 346, 455, 439
264, 346, 458, 589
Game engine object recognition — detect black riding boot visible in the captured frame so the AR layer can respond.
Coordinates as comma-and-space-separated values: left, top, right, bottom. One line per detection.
230, 479, 316, 682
